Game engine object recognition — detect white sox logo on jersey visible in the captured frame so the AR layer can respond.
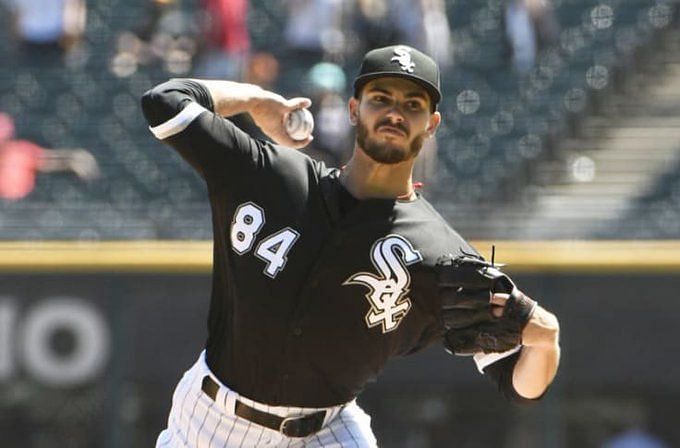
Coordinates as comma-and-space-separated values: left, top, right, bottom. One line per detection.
344, 235, 423, 333
391, 46, 415, 73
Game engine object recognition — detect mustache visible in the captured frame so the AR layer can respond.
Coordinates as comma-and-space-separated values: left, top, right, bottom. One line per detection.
375, 119, 409, 135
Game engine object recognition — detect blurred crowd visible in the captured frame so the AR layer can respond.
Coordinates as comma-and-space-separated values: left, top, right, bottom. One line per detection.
2, 0, 87, 64
0, 0, 561, 201
114, 0, 559, 170
0, 112, 99, 201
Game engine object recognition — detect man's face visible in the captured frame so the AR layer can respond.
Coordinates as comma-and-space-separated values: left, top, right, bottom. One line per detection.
350, 77, 440, 164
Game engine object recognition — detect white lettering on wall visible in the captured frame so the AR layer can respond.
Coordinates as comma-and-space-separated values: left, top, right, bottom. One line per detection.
0, 297, 110, 387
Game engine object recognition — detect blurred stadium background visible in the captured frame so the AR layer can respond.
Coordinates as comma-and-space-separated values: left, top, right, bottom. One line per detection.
1, 0, 680, 446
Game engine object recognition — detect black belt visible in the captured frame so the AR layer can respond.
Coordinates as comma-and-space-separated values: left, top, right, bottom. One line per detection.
201, 375, 326, 438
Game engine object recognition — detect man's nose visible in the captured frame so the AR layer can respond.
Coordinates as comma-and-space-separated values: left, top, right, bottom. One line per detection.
385, 104, 406, 122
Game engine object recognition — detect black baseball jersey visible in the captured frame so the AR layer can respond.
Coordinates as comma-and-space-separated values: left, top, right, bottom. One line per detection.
141, 80, 534, 408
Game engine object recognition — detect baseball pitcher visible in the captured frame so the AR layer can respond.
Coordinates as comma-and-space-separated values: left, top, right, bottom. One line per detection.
141, 45, 560, 447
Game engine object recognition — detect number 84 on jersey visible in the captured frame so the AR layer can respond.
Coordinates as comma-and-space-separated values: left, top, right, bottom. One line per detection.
229, 202, 300, 279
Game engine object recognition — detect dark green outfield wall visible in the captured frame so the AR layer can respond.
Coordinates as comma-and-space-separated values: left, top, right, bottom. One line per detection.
0, 272, 677, 447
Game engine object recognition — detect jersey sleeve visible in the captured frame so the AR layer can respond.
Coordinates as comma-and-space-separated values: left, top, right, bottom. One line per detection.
475, 348, 547, 405
140, 79, 264, 186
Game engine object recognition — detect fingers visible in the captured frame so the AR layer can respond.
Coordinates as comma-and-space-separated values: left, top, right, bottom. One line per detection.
490, 293, 509, 306
286, 97, 312, 110
279, 97, 313, 149
491, 293, 509, 318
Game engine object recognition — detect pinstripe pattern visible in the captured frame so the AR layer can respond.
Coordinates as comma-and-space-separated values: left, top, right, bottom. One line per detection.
283, 403, 377, 448
328, 423, 342, 446
222, 399, 239, 447
195, 400, 214, 447
185, 392, 202, 445
322, 428, 339, 447
253, 423, 266, 447
207, 392, 229, 448
237, 420, 252, 447
339, 413, 360, 447
174, 374, 196, 445
156, 351, 378, 447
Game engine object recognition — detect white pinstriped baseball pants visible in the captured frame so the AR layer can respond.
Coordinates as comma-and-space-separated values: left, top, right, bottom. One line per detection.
155, 351, 378, 448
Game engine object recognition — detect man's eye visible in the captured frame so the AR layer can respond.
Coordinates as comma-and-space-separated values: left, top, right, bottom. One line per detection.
373, 95, 387, 103
407, 101, 423, 110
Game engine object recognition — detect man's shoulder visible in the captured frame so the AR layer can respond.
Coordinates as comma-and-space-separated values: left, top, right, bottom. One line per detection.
402, 195, 478, 258
254, 143, 340, 191
411, 195, 455, 230
266, 143, 334, 173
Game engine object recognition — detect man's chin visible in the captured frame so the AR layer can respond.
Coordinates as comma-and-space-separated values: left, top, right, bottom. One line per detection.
356, 122, 423, 164
362, 142, 411, 164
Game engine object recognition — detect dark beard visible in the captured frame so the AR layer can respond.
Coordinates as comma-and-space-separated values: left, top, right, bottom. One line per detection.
356, 120, 426, 164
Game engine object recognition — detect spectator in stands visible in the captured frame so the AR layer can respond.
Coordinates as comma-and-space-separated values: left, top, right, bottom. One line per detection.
0, 113, 100, 201
283, 0, 347, 75
195, 0, 250, 80
503, 0, 560, 74
350, 0, 395, 56
349, 0, 452, 72
388, 0, 453, 71
302, 62, 353, 167
115, 0, 198, 74
5, 0, 87, 61
133, 0, 179, 43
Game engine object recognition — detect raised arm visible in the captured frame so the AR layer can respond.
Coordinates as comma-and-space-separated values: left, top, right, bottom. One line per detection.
142, 79, 312, 149
195, 80, 313, 149
140, 79, 312, 182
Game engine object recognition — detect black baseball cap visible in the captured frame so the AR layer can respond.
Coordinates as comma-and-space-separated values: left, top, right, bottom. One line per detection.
353, 45, 441, 111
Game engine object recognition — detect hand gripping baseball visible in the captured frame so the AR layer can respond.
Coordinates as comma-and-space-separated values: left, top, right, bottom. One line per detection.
436, 254, 537, 355
250, 96, 313, 149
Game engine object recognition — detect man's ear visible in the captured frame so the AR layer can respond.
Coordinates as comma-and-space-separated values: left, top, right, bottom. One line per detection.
348, 97, 359, 126
426, 111, 442, 137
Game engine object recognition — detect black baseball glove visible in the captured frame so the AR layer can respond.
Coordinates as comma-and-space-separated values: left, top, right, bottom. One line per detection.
436, 253, 537, 355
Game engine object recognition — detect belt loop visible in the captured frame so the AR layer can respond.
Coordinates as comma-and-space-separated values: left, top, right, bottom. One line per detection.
225, 390, 237, 415
214, 385, 226, 409
324, 405, 341, 427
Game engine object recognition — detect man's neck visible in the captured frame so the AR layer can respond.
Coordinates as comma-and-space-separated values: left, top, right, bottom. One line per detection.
339, 147, 416, 200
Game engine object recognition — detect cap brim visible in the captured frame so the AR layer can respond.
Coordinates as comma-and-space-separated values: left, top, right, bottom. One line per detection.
353, 72, 441, 106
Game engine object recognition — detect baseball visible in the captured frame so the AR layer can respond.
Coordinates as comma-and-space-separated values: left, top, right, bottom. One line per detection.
285, 108, 314, 141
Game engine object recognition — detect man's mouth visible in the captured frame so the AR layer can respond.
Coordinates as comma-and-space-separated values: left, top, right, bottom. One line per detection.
377, 125, 407, 137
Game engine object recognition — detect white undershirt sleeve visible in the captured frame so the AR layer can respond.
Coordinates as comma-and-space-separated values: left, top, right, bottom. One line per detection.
473, 345, 522, 374
148, 102, 207, 140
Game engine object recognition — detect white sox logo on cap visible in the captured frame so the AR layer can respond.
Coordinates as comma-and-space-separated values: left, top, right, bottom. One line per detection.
353, 44, 441, 109
391, 46, 415, 73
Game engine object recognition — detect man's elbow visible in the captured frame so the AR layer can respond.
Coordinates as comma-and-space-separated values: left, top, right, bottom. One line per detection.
515, 383, 550, 401
140, 86, 167, 127
512, 343, 560, 401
